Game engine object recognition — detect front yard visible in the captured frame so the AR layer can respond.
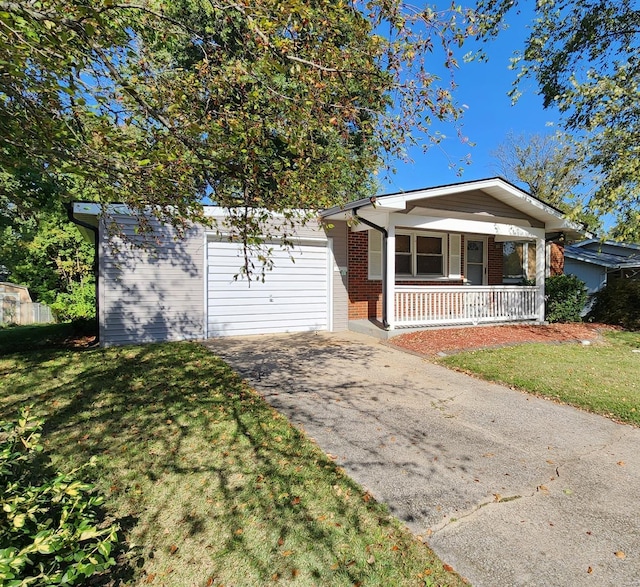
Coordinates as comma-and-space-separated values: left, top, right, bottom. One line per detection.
0, 326, 465, 586
433, 329, 640, 427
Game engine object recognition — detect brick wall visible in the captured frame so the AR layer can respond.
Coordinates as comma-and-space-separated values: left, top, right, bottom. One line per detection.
348, 231, 382, 320
550, 242, 564, 276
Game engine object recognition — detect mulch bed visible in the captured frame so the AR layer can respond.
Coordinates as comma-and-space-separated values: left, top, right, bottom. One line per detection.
390, 323, 616, 356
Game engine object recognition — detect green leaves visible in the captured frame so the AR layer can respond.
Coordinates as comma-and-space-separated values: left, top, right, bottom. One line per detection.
0, 407, 120, 586
1, 0, 479, 274
478, 0, 640, 237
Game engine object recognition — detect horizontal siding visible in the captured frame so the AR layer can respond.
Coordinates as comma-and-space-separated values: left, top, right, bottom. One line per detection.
414, 190, 545, 228
99, 218, 204, 346
328, 221, 348, 331
208, 239, 327, 337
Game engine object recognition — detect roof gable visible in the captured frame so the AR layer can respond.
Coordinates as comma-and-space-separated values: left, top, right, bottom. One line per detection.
321, 177, 587, 239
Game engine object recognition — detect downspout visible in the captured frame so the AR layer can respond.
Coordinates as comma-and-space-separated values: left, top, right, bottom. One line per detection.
352, 206, 389, 329
65, 203, 100, 342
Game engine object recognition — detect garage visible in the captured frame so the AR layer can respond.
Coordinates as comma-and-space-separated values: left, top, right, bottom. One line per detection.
206, 237, 331, 337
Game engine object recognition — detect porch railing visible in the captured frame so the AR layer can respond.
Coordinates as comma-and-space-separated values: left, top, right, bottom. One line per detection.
394, 285, 539, 327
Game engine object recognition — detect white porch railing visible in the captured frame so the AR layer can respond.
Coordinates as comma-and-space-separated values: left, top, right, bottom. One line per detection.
394, 285, 539, 327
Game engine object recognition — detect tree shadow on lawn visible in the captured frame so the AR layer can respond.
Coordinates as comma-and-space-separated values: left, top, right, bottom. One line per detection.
1, 342, 448, 585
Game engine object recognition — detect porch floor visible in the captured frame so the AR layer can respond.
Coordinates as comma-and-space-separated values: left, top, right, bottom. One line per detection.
347, 318, 544, 341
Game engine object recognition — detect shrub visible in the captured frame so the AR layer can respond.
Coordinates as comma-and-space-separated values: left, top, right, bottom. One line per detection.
545, 274, 587, 323
0, 408, 118, 586
587, 278, 640, 330
50, 281, 96, 323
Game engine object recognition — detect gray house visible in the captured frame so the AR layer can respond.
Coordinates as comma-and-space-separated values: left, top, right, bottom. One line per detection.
564, 239, 640, 297
71, 178, 585, 346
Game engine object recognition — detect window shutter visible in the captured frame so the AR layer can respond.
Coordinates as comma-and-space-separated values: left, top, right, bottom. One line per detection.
448, 234, 461, 278
368, 230, 382, 280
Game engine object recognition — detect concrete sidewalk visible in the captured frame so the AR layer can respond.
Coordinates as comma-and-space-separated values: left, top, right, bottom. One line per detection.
204, 331, 640, 587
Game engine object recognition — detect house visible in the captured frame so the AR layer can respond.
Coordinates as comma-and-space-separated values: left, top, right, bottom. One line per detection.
70, 177, 586, 346
564, 239, 640, 297
0, 282, 32, 324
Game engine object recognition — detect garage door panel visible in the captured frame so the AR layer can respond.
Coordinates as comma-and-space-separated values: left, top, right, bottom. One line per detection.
207, 239, 329, 337
208, 295, 328, 305
210, 310, 326, 324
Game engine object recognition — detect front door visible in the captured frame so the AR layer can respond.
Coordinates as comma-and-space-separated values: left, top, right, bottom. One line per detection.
466, 239, 486, 285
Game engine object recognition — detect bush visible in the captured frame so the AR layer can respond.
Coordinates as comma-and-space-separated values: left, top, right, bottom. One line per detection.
50, 281, 96, 323
587, 279, 640, 330
0, 408, 118, 586
545, 274, 587, 323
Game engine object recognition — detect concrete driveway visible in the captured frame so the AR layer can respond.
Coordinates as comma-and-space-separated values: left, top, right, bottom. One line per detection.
204, 331, 640, 587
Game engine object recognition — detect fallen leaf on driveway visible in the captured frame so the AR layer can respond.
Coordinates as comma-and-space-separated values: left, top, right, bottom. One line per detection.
617, 461, 625, 466
587, 566, 593, 574
615, 551, 626, 559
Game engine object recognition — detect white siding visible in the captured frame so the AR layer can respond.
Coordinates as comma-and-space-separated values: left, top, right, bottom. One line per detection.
327, 221, 348, 331
99, 218, 205, 346
207, 239, 329, 337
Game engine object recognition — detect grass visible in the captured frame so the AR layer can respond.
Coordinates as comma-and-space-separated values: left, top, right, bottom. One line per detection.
0, 326, 466, 587
439, 330, 640, 426
0, 322, 82, 354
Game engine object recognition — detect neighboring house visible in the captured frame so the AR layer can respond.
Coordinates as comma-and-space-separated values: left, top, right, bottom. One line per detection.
0, 282, 53, 325
71, 177, 586, 346
0, 282, 32, 324
564, 239, 640, 298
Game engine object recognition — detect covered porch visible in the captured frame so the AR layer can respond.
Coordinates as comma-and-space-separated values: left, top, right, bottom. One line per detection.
322, 178, 587, 333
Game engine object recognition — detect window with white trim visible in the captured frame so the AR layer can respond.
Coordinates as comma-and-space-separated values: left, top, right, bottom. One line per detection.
367, 230, 459, 280
396, 231, 447, 278
503, 241, 536, 283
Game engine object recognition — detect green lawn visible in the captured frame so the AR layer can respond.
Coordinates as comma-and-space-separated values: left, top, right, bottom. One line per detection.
439, 330, 640, 426
0, 326, 465, 587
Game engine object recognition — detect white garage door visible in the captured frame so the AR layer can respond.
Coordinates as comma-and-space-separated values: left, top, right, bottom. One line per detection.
207, 238, 330, 337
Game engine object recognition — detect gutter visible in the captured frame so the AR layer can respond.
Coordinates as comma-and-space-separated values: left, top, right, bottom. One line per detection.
352, 206, 389, 329
65, 203, 100, 342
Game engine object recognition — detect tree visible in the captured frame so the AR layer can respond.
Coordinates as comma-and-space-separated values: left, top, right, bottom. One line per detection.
0, 203, 95, 320
478, 0, 640, 240
491, 130, 602, 234
609, 210, 640, 243
1, 0, 480, 275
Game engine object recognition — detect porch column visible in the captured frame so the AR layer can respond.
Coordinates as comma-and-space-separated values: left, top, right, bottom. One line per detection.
386, 224, 396, 329
536, 236, 546, 322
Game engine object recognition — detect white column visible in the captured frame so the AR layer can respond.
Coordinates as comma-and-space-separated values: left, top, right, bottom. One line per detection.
536, 236, 546, 322
386, 225, 395, 329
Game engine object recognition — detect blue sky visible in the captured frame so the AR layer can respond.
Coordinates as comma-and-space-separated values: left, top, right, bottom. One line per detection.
380, 9, 560, 195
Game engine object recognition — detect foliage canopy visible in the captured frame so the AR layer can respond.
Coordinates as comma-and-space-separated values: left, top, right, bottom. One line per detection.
491, 131, 602, 234
478, 0, 640, 239
1, 0, 480, 247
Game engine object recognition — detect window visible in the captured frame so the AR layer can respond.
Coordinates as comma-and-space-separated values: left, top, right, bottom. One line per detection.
395, 234, 412, 275
395, 231, 446, 278
417, 235, 443, 274
367, 230, 457, 280
503, 241, 536, 283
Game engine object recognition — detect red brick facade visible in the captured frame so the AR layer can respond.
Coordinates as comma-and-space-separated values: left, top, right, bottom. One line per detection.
348, 230, 507, 320
348, 231, 382, 320
549, 242, 564, 276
